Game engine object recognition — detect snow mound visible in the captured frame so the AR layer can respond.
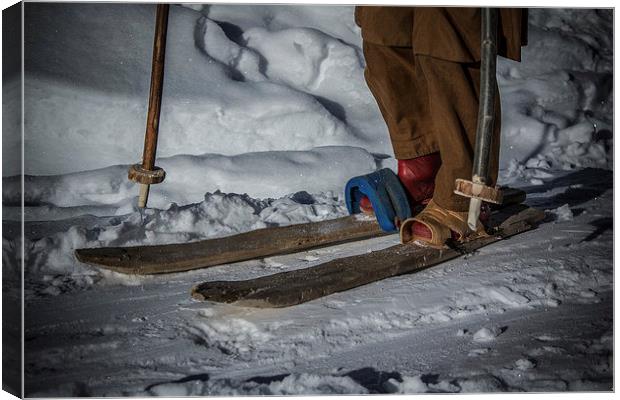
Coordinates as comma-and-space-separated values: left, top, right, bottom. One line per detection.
18, 190, 348, 296
515, 358, 537, 371
147, 373, 368, 396
473, 327, 503, 343
5, 146, 376, 210
15, 4, 382, 176
455, 375, 507, 392
386, 374, 507, 393
483, 286, 531, 307
11, 5, 611, 184
498, 9, 612, 184
188, 316, 274, 356
548, 204, 574, 222
384, 375, 428, 393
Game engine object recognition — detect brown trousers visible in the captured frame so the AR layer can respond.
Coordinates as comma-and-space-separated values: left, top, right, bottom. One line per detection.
357, 7, 525, 211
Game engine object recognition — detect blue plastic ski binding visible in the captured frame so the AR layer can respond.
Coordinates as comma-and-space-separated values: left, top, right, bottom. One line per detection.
344, 168, 411, 232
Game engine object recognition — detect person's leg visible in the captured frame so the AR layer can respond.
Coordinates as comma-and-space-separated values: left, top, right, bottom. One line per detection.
362, 41, 438, 160
361, 41, 500, 214
360, 41, 442, 213
357, 6, 510, 244
398, 54, 501, 246
417, 54, 501, 213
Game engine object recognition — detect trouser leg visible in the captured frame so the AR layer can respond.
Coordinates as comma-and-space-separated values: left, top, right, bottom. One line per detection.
362, 40, 501, 212
361, 41, 439, 159
417, 55, 501, 212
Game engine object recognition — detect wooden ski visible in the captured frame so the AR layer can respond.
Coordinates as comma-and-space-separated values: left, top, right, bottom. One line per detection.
75, 188, 526, 275
74, 214, 385, 275
191, 205, 544, 308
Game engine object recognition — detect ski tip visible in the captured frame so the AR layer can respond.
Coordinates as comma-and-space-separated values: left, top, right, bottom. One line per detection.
74, 248, 98, 263
74, 249, 85, 262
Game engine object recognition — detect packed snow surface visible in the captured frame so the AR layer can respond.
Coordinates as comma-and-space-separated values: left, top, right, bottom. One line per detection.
2, 4, 613, 396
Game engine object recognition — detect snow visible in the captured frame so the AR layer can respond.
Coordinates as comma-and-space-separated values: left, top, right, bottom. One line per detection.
548, 203, 574, 222
3, 4, 613, 396
14, 3, 381, 176
515, 358, 537, 371
4, 146, 376, 208
472, 327, 504, 343
145, 373, 368, 396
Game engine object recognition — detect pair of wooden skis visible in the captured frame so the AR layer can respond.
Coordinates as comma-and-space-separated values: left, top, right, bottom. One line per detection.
75, 188, 543, 308
80, 8, 543, 308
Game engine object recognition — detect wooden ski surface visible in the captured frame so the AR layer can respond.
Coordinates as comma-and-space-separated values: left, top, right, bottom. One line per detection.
74, 187, 525, 275
191, 205, 544, 308
74, 214, 385, 275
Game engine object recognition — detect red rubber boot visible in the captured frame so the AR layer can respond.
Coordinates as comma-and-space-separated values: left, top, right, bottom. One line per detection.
360, 153, 442, 214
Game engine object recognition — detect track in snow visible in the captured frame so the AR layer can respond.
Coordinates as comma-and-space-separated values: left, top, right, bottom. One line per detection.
23, 169, 613, 395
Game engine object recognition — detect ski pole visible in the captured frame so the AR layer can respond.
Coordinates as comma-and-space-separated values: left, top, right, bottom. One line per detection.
454, 8, 504, 229
128, 3, 169, 208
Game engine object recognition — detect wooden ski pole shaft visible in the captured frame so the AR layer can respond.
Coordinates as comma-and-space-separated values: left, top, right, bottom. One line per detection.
128, 3, 169, 208
454, 8, 504, 229
468, 8, 498, 228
